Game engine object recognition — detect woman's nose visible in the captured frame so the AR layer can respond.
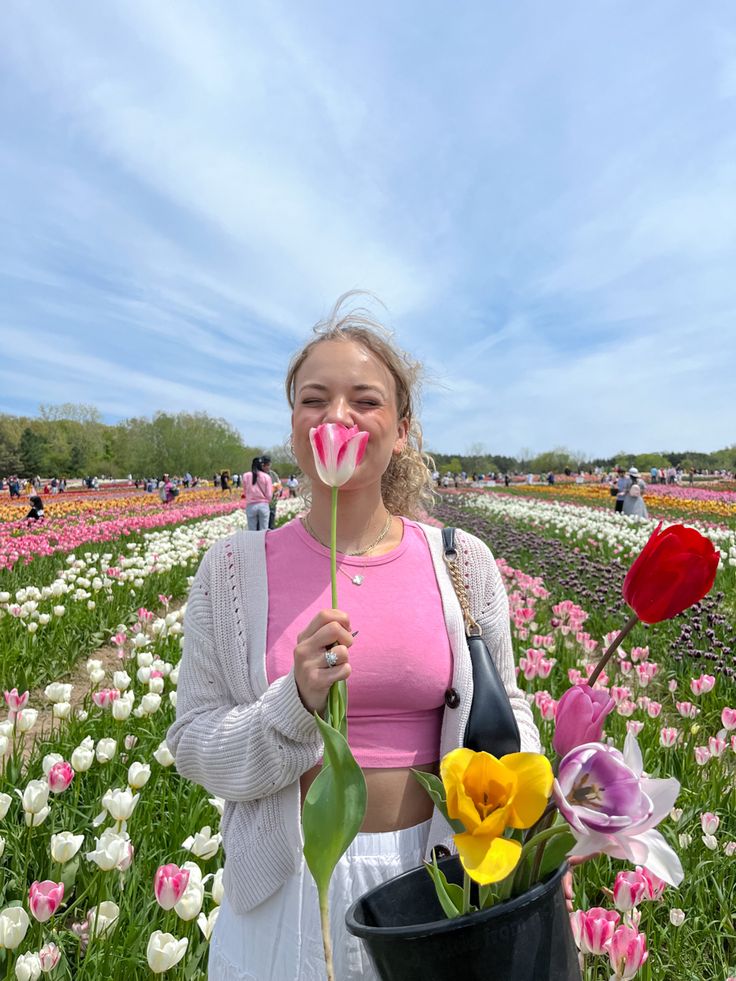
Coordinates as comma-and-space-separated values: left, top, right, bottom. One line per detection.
324, 397, 353, 426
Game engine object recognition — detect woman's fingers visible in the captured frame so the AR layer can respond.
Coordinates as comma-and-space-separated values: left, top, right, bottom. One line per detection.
296, 608, 351, 645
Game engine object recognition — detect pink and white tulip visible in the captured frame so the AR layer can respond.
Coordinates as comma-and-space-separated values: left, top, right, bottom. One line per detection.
47, 761, 74, 794
4, 688, 29, 718
606, 924, 648, 979
29, 880, 64, 922
613, 870, 647, 912
700, 812, 719, 835
721, 707, 736, 731
690, 674, 715, 696
570, 907, 620, 955
308, 423, 369, 488
38, 941, 61, 972
154, 864, 190, 911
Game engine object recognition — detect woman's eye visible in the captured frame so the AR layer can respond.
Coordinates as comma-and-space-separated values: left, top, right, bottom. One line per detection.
356, 401, 379, 407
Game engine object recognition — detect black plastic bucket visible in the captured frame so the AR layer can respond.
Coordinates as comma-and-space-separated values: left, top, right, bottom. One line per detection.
345, 858, 581, 981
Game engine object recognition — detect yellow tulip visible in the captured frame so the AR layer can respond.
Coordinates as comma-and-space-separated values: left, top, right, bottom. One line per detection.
440, 748, 553, 885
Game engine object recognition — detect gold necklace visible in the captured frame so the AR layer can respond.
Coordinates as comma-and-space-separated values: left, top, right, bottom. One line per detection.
301, 511, 392, 556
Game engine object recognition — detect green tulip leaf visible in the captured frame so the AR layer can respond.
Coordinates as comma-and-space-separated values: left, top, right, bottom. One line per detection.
411, 769, 465, 834
537, 828, 577, 881
302, 713, 367, 898
423, 857, 466, 919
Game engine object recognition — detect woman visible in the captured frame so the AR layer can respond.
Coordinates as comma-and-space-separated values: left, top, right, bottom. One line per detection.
243, 456, 273, 530
167, 296, 540, 981
622, 467, 648, 519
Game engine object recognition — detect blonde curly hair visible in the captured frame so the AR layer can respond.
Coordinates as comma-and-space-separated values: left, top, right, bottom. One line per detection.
285, 293, 436, 519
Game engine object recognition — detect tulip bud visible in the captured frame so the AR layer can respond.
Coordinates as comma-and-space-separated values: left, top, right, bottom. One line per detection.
47, 761, 74, 794
44, 682, 72, 704
141, 693, 161, 715
50, 831, 85, 863
153, 741, 175, 767
38, 941, 61, 972
4, 688, 29, 713
71, 744, 95, 773
669, 908, 685, 926
86, 900, 120, 937
197, 907, 220, 940
613, 870, 647, 912
14, 951, 41, 981
127, 762, 151, 789
95, 738, 117, 763
154, 864, 190, 910
0, 836, 5, 859
29, 880, 64, 922
42, 753, 63, 775
0, 906, 30, 950
701, 811, 720, 835
16, 709, 39, 733
606, 924, 648, 978
17, 779, 50, 815
309, 423, 370, 487
210, 867, 224, 905
146, 931, 189, 973
52, 701, 72, 720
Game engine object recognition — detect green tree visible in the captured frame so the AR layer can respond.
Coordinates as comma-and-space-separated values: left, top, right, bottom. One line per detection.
19, 426, 48, 477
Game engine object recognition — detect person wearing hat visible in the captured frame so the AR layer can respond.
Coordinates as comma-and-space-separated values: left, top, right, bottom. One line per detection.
623, 467, 648, 518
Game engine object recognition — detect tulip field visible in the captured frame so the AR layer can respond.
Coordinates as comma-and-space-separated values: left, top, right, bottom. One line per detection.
1, 483, 735, 979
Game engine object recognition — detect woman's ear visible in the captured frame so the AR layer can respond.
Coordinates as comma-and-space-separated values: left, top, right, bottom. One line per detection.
393, 417, 410, 454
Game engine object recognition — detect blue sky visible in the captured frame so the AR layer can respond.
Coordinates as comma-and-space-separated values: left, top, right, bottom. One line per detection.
1, 1, 735, 458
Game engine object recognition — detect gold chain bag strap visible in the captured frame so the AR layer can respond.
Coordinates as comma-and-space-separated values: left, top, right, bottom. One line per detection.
442, 527, 521, 756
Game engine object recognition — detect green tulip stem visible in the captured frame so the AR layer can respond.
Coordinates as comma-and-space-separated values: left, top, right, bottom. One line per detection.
462, 871, 472, 915
519, 824, 569, 861
327, 486, 340, 729
587, 612, 639, 688
319, 893, 336, 981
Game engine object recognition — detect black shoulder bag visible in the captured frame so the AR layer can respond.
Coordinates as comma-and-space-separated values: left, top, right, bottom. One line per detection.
442, 527, 521, 757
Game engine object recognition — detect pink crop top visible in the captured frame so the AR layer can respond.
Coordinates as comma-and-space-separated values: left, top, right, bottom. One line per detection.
265, 517, 454, 767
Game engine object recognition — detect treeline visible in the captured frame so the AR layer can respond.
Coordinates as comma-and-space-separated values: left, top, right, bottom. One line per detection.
0, 404, 269, 478
429, 444, 736, 475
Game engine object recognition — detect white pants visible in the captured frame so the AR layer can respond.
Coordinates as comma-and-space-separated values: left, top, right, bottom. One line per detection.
208, 819, 431, 981
245, 503, 269, 531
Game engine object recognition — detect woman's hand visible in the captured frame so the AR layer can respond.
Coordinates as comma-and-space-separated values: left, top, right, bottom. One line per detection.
293, 609, 354, 714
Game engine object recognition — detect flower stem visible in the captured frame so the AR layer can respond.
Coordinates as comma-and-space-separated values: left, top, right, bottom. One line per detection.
319, 891, 335, 981
519, 824, 569, 860
587, 613, 639, 687
462, 871, 471, 914
327, 486, 340, 729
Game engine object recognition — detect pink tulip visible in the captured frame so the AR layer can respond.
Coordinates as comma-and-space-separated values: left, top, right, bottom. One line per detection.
29, 880, 65, 922
694, 745, 711, 766
635, 865, 667, 900
552, 684, 614, 756
668, 679, 678, 692
619, 660, 633, 675
676, 701, 699, 719
4, 688, 29, 718
611, 686, 632, 705
659, 727, 678, 748
39, 942, 61, 972
308, 423, 370, 488
645, 701, 661, 718
606, 924, 648, 979
700, 812, 720, 835
570, 907, 620, 955
613, 870, 647, 912
154, 863, 190, 910
709, 736, 727, 758
92, 689, 121, 708
47, 760, 74, 793
626, 721, 645, 736
690, 674, 716, 696
721, 707, 736, 731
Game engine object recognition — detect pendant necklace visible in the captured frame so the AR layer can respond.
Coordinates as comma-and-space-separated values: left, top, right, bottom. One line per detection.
301, 511, 392, 586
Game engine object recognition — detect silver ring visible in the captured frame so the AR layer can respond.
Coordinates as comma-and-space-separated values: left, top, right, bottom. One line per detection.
324, 650, 339, 668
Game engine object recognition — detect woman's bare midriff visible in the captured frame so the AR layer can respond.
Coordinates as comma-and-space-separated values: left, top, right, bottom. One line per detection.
299, 761, 439, 832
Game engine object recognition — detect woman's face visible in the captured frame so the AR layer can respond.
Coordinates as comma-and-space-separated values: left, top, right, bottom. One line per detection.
291, 340, 409, 490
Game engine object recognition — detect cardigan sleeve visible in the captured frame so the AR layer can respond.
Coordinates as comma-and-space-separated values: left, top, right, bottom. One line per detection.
166, 550, 322, 801
458, 530, 542, 753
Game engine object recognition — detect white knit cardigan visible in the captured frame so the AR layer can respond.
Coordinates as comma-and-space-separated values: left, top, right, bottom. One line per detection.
166, 521, 540, 914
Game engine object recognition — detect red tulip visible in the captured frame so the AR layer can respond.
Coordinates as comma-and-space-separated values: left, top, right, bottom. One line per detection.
622, 523, 719, 623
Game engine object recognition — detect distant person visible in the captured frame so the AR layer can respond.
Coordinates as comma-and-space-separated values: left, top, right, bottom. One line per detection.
286, 474, 299, 498
243, 456, 272, 530
260, 456, 281, 529
614, 469, 631, 513
623, 468, 648, 519
25, 494, 45, 521
220, 470, 231, 495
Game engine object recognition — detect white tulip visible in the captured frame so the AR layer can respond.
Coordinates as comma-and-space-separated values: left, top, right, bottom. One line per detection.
42, 753, 63, 775
27, 622, 38, 634
210, 867, 224, 905
141, 693, 161, 715
137, 651, 153, 667
0, 906, 30, 949
197, 906, 220, 940
146, 931, 188, 973
76, 709, 88, 721
0, 792, 13, 819
133, 633, 149, 649
14, 950, 41, 980
112, 671, 131, 691
86, 829, 132, 871
86, 900, 120, 937
17, 779, 50, 814
168, 692, 177, 708
669, 908, 686, 926
153, 742, 175, 767
148, 676, 164, 695
0, 591, 10, 602
52, 702, 71, 720
52, 605, 65, 617
208, 797, 225, 818
44, 683, 72, 704
16, 709, 39, 733
136, 667, 152, 684
38, 614, 50, 625
124, 735, 138, 751
169, 665, 179, 686
86, 658, 103, 674
95, 738, 117, 764
0, 735, 9, 758
0, 836, 5, 859
89, 669, 105, 685
174, 876, 204, 921
0, 721, 13, 738
99, 788, 140, 823
71, 745, 94, 773
50, 831, 85, 863
25, 805, 51, 828
127, 762, 151, 789
182, 826, 222, 861
112, 692, 134, 721
87, 601, 96, 610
